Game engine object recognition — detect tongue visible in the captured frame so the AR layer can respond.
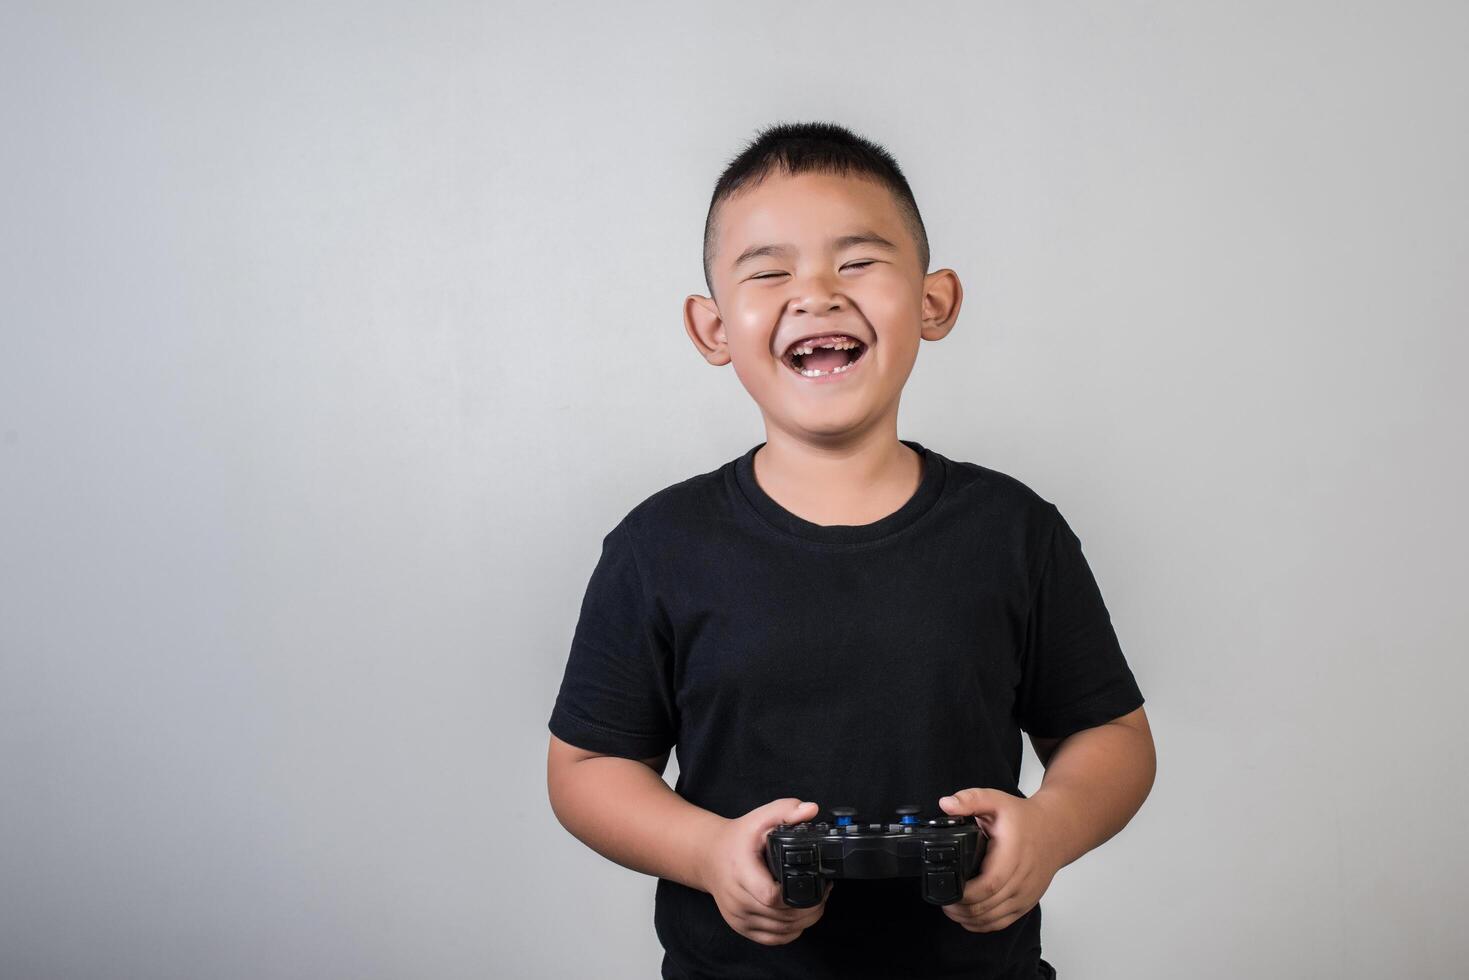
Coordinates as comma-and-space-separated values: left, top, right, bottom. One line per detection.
801, 347, 850, 372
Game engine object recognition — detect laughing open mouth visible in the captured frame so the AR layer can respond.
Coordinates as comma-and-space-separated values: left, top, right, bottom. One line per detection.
782, 334, 869, 378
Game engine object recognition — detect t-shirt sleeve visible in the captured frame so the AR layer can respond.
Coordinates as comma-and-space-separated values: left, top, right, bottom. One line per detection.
547, 519, 678, 760
1014, 504, 1145, 739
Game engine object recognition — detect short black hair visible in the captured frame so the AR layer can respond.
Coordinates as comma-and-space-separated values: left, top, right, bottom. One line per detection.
702, 120, 930, 298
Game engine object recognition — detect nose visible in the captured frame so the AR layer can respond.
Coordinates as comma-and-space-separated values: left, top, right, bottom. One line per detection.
790, 269, 848, 317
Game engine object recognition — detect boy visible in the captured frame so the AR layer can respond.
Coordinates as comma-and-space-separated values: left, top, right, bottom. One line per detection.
546, 121, 1155, 980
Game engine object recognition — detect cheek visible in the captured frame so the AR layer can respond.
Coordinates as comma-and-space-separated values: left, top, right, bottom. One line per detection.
724, 327, 776, 391
727, 352, 760, 390
726, 306, 779, 364
732, 304, 771, 336
851, 276, 915, 322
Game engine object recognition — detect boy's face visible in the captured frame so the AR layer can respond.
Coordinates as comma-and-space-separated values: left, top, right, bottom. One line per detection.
685, 170, 960, 446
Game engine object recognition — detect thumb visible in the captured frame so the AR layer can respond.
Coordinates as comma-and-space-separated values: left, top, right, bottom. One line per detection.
753, 798, 818, 833
938, 788, 1003, 816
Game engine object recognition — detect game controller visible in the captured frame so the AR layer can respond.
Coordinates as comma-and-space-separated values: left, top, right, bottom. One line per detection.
764, 805, 989, 908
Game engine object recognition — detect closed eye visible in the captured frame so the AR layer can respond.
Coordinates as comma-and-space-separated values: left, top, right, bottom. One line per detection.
750, 261, 876, 281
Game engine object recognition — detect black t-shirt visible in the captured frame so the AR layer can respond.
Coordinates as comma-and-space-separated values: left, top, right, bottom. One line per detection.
548, 439, 1145, 980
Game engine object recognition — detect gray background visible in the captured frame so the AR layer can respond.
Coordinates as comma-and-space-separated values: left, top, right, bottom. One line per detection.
2, 2, 1465, 977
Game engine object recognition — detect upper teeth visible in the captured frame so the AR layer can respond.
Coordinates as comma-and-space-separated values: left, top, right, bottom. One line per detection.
789, 338, 860, 357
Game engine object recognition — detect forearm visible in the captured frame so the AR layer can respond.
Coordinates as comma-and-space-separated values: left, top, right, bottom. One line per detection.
1029, 721, 1156, 869
548, 756, 724, 892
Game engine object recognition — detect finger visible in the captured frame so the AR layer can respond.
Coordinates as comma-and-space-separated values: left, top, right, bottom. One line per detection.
970, 897, 1026, 932
773, 876, 833, 908
769, 884, 828, 918
966, 883, 1018, 920
780, 876, 835, 912
945, 898, 1010, 933
740, 864, 815, 916
731, 894, 803, 933
750, 875, 831, 920
789, 885, 831, 923
794, 901, 827, 926
756, 895, 828, 935
739, 908, 804, 932
942, 898, 985, 925
737, 870, 780, 910
969, 866, 1033, 918
940, 787, 996, 816
752, 799, 818, 839
736, 901, 825, 938
962, 864, 1009, 908
943, 878, 1013, 925
962, 841, 1015, 906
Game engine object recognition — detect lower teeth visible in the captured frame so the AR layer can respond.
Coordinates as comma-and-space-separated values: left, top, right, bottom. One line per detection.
795, 352, 862, 377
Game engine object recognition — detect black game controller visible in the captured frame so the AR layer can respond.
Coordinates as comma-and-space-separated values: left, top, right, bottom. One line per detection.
764, 805, 989, 908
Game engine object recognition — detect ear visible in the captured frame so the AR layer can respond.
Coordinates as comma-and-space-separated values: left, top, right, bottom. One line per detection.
919, 268, 963, 342
684, 293, 731, 366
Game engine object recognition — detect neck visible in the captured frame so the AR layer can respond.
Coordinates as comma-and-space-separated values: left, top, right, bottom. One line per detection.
752, 423, 922, 528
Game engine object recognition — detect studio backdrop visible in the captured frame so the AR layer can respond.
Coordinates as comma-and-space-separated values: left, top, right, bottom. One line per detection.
1, 2, 1465, 978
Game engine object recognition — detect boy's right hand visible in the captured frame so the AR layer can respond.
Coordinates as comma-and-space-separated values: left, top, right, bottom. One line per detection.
698, 798, 832, 946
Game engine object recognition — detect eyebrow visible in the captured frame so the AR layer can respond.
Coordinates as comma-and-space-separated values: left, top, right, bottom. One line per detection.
731, 230, 900, 270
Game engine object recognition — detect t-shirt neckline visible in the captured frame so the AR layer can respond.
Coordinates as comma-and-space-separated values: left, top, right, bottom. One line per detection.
731, 438, 947, 545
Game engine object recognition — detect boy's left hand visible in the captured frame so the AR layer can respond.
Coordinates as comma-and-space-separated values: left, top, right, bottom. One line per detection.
935, 788, 1067, 933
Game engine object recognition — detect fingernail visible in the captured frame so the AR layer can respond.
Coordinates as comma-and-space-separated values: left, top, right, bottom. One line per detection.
940, 796, 956, 806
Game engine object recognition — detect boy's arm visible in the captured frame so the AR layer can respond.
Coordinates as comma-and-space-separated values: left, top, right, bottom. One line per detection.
1027, 705, 1156, 869
547, 734, 720, 891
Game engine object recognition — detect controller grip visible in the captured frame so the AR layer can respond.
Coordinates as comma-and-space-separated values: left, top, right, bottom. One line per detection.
766, 844, 825, 908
